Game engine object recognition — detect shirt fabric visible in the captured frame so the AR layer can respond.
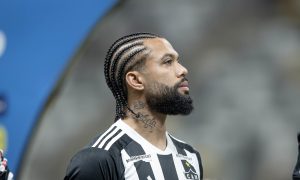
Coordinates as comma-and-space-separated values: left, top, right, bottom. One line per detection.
64, 119, 203, 180
293, 134, 300, 180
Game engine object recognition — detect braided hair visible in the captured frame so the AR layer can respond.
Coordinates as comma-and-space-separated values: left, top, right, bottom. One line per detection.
104, 32, 159, 121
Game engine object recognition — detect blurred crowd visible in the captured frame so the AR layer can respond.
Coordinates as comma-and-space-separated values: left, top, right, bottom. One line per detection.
19, 0, 300, 179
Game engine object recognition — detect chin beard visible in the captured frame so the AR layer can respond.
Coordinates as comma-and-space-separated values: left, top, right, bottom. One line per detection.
145, 80, 194, 115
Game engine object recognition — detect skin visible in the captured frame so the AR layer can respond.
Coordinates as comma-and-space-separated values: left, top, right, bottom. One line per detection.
123, 37, 189, 151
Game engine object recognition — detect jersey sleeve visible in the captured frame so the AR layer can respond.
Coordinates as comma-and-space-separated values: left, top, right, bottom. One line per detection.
64, 147, 120, 180
195, 151, 203, 180
293, 133, 300, 180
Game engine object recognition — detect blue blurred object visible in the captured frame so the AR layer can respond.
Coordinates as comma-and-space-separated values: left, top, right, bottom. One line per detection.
0, 0, 118, 175
0, 95, 8, 116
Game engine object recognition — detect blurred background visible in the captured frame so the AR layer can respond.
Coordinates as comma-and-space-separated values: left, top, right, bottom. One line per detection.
1, 0, 300, 179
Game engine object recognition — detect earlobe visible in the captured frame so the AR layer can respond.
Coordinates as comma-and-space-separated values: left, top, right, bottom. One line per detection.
126, 71, 144, 91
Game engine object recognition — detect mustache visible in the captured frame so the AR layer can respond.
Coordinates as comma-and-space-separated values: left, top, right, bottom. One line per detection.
181, 77, 188, 83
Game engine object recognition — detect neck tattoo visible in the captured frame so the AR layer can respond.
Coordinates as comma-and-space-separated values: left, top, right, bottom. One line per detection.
132, 101, 157, 129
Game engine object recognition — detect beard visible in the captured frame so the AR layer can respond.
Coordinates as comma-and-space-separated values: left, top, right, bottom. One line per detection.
145, 79, 194, 115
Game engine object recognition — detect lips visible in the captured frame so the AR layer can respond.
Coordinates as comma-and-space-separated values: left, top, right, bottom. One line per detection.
179, 81, 189, 88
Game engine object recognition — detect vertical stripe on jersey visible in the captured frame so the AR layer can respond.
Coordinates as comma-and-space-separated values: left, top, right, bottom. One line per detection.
169, 134, 202, 179
109, 134, 136, 180
92, 126, 117, 147
196, 152, 203, 180
184, 149, 202, 180
125, 141, 155, 180
121, 149, 140, 179
157, 154, 179, 180
166, 136, 187, 180
168, 135, 187, 156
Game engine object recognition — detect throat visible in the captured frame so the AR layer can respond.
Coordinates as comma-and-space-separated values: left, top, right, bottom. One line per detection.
124, 100, 168, 150
124, 115, 168, 151
129, 100, 167, 131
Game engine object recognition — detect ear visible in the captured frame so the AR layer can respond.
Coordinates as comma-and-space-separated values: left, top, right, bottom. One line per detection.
125, 71, 144, 91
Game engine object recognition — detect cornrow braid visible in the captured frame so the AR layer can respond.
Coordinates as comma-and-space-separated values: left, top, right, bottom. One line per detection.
104, 33, 156, 100
115, 47, 148, 120
104, 32, 159, 121
109, 41, 143, 95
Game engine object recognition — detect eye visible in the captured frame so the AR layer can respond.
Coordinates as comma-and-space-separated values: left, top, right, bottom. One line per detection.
163, 58, 173, 64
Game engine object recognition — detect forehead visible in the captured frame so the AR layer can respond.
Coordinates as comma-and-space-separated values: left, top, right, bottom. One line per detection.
143, 38, 178, 58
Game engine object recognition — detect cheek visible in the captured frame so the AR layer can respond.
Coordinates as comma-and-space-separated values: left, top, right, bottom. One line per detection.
158, 72, 178, 86
146, 76, 174, 88
144, 64, 178, 86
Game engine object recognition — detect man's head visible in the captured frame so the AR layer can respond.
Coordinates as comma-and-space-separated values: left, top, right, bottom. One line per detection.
104, 33, 193, 121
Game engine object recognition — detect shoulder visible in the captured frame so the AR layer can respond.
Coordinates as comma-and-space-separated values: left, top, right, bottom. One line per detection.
86, 120, 133, 150
69, 147, 114, 164
64, 147, 120, 180
84, 121, 136, 159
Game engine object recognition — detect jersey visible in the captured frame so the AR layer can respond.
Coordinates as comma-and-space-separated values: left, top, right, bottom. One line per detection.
64, 120, 203, 180
293, 133, 300, 180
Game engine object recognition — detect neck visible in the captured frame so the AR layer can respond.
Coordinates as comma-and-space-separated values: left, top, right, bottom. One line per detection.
123, 100, 167, 151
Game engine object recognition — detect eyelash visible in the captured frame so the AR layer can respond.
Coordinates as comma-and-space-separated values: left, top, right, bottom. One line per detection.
165, 59, 173, 64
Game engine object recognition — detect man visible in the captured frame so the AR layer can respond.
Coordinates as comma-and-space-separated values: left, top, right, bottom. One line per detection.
64, 32, 203, 180
293, 133, 300, 180
0, 150, 13, 180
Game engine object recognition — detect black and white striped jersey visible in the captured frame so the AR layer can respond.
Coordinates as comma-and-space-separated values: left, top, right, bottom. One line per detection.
65, 120, 203, 180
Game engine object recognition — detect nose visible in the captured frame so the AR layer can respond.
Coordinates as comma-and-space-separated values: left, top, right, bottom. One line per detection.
176, 63, 188, 78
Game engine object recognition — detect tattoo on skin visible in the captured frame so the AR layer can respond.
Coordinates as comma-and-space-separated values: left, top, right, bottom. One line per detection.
133, 101, 145, 110
132, 101, 157, 129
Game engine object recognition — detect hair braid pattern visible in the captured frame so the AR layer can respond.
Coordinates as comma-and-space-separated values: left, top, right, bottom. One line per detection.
104, 33, 159, 121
